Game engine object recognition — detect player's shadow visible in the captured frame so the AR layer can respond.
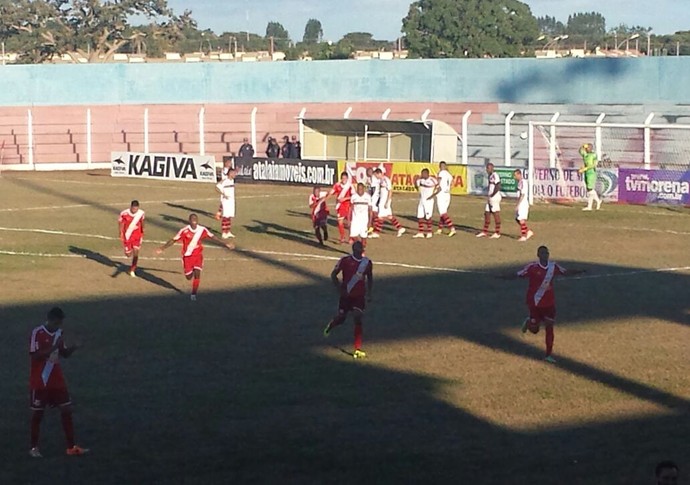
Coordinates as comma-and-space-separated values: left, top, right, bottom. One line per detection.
245, 220, 347, 253
159, 213, 192, 226
164, 203, 216, 219
68, 246, 183, 293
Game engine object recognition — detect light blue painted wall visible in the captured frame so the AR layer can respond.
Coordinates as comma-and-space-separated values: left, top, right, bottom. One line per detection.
0, 57, 688, 106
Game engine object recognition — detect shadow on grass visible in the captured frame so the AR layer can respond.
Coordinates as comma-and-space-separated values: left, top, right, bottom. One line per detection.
165, 202, 216, 219
244, 219, 347, 254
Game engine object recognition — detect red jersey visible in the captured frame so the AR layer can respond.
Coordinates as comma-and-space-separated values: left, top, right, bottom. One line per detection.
173, 225, 213, 257
334, 255, 373, 298
309, 193, 329, 220
332, 182, 353, 208
30, 325, 67, 390
518, 261, 566, 308
118, 209, 145, 241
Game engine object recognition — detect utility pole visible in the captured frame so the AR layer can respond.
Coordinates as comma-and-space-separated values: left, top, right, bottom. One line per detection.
269, 36, 274, 56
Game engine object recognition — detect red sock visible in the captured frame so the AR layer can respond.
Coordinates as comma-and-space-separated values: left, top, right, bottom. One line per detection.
328, 314, 347, 331
426, 220, 433, 233
131, 255, 138, 272
31, 410, 43, 448
373, 217, 383, 234
390, 217, 401, 230
192, 278, 200, 295
221, 217, 232, 233
354, 322, 363, 350
494, 213, 502, 235
482, 213, 491, 233
338, 220, 346, 240
519, 221, 528, 236
61, 411, 75, 448
443, 214, 454, 230
418, 219, 425, 233
545, 324, 554, 356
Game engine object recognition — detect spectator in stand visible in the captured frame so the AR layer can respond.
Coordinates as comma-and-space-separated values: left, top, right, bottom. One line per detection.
281, 136, 293, 159
238, 138, 254, 159
266, 137, 280, 159
655, 461, 679, 485
291, 135, 301, 159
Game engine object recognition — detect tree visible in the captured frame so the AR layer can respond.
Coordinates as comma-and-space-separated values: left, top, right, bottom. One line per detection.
266, 21, 289, 50
402, 0, 539, 58
566, 12, 606, 44
303, 18, 323, 44
537, 16, 565, 36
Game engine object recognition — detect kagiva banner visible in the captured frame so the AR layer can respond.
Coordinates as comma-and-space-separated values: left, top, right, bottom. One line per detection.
111, 152, 216, 183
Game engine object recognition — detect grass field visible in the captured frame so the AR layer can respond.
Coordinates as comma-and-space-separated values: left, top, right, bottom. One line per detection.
0, 170, 689, 485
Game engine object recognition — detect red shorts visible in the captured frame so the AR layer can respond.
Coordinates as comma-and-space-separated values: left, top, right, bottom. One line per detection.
183, 253, 203, 276
123, 234, 142, 255
337, 202, 351, 219
339, 294, 366, 314
30, 388, 71, 411
528, 305, 556, 327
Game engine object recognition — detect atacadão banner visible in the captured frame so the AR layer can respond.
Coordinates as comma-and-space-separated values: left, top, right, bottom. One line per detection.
340, 161, 468, 195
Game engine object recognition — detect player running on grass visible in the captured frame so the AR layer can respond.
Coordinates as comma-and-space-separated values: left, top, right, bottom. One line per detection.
513, 170, 534, 242
371, 168, 405, 238
329, 172, 354, 244
413, 168, 438, 239
323, 241, 373, 359
476, 163, 502, 239
29, 307, 89, 458
349, 183, 373, 247
579, 143, 602, 211
309, 186, 329, 245
118, 200, 145, 277
156, 214, 234, 300
431, 161, 457, 237
502, 246, 585, 363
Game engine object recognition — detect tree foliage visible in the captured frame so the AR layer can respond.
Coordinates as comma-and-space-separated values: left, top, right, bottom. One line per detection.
303, 18, 323, 44
402, 0, 539, 58
566, 12, 606, 43
537, 15, 565, 36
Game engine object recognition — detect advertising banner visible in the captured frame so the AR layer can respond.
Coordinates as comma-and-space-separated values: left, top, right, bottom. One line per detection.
618, 169, 690, 205
229, 157, 338, 186
340, 161, 468, 195
531, 167, 619, 202
468, 166, 526, 196
112, 152, 216, 183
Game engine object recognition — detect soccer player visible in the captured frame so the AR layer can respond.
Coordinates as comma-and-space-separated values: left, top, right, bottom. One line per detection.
329, 171, 354, 244
367, 166, 382, 234
216, 167, 238, 239
513, 169, 534, 242
323, 241, 373, 359
118, 200, 145, 277
431, 161, 457, 237
215, 158, 234, 221
309, 186, 329, 245
413, 168, 437, 239
371, 168, 405, 238
29, 307, 89, 458
578, 143, 602, 211
655, 461, 679, 485
476, 163, 502, 239
156, 214, 234, 300
503, 246, 584, 363
349, 183, 373, 247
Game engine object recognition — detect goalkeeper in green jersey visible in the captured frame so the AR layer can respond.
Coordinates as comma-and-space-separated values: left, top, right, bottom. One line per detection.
578, 143, 602, 211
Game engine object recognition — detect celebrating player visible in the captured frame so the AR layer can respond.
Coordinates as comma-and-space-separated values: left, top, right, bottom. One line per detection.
503, 246, 584, 363
118, 200, 145, 277
367, 166, 382, 234
309, 186, 329, 246
349, 183, 373, 247
156, 214, 234, 300
29, 307, 89, 458
216, 167, 238, 239
432, 161, 457, 237
215, 158, 234, 220
323, 241, 373, 359
329, 171, 354, 244
476, 163, 502, 239
371, 168, 405, 238
413, 168, 438, 239
513, 170, 534, 242
578, 143, 602, 211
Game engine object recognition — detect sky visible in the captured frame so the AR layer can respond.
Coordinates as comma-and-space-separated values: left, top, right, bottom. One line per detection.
166, 0, 688, 41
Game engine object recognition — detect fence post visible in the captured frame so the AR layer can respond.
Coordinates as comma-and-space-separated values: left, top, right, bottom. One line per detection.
382, 108, 391, 120
421, 109, 431, 122
86, 108, 92, 168
528, 122, 534, 205
461, 110, 471, 165
594, 113, 606, 162
504, 111, 515, 166
143, 108, 149, 153
199, 107, 206, 156
344, 107, 353, 119
28, 109, 34, 169
363, 124, 369, 162
549, 112, 560, 168
250, 107, 258, 153
644, 113, 654, 169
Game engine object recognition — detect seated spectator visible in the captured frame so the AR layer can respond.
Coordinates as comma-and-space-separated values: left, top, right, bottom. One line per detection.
656, 461, 678, 485
238, 138, 254, 159
281, 135, 293, 159
266, 137, 280, 159
290, 135, 301, 159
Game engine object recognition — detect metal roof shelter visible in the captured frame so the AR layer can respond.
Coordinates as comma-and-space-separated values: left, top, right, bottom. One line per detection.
300, 118, 460, 163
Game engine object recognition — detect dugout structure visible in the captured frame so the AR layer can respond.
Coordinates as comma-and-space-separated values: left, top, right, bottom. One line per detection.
300, 118, 460, 163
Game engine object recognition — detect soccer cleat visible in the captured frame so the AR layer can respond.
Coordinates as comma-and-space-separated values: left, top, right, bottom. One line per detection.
544, 356, 557, 364
66, 445, 90, 456
596, 200, 602, 210
448, 229, 457, 238
222, 232, 236, 239
490, 233, 501, 239
412, 233, 426, 239
368, 227, 374, 235
582, 207, 592, 212
425, 233, 433, 239
521, 317, 530, 334
190, 294, 197, 302
476, 232, 488, 238
29, 448, 43, 458
353, 349, 367, 359
435, 229, 443, 235
518, 236, 527, 242
129, 270, 137, 278
525, 230, 534, 241
323, 321, 332, 337
397, 228, 406, 237
369, 233, 380, 239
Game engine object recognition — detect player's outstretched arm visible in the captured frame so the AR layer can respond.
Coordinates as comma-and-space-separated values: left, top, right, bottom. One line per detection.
330, 268, 341, 291
59, 341, 81, 358
497, 271, 520, 280
208, 233, 235, 251
156, 238, 176, 254
563, 269, 586, 277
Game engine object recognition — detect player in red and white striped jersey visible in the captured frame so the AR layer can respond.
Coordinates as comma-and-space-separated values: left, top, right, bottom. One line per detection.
309, 187, 329, 245
328, 172, 354, 244
504, 246, 584, 363
323, 241, 373, 359
29, 307, 89, 458
118, 200, 145, 277
156, 214, 234, 300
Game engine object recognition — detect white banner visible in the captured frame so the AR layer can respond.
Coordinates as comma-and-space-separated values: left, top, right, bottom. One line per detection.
111, 152, 216, 183
531, 167, 618, 202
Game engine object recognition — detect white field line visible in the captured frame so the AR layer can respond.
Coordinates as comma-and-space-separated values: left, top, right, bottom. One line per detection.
0, 193, 296, 213
8, 176, 195, 190
569, 266, 690, 280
